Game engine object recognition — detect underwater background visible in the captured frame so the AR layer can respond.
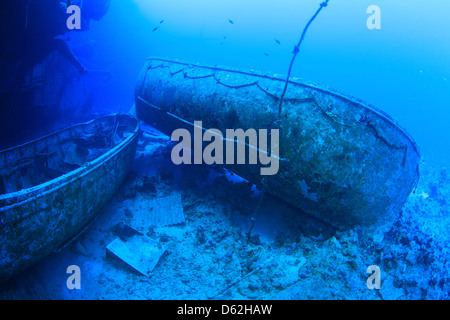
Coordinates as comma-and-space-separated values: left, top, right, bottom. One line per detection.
0, 0, 449, 300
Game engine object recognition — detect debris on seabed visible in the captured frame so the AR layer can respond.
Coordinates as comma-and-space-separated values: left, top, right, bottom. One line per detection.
106, 231, 165, 277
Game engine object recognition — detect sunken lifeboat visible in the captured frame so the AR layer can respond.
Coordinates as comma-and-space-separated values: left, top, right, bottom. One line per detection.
0, 114, 139, 283
135, 57, 420, 231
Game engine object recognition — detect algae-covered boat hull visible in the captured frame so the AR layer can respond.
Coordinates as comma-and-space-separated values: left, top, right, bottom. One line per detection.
135, 57, 420, 230
0, 114, 139, 283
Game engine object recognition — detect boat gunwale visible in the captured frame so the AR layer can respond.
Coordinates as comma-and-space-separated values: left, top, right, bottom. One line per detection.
142, 56, 420, 157
0, 113, 140, 215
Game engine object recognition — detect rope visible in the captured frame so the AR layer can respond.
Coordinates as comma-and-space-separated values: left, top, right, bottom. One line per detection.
278, 0, 330, 117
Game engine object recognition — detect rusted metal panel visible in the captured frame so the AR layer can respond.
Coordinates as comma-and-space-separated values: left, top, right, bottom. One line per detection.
135, 57, 420, 231
130, 193, 185, 230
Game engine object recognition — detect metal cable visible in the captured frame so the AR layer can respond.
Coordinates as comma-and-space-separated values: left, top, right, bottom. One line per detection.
278, 0, 330, 117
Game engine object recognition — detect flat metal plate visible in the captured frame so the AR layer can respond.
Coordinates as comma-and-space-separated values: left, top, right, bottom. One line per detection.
131, 193, 185, 231
106, 233, 165, 277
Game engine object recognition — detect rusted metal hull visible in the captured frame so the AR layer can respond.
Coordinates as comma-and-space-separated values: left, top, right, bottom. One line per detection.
0, 114, 139, 283
135, 57, 420, 231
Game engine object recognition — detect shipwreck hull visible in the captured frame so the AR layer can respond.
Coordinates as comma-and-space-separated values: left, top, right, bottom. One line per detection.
0, 113, 139, 283
135, 57, 420, 230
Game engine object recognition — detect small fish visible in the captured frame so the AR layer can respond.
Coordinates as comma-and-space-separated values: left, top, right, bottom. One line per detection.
159, 19, 165, 24
264, 52, 269, 56
228, 19, 234, 24
153, 26, 159, 32
274, 39, 281, 45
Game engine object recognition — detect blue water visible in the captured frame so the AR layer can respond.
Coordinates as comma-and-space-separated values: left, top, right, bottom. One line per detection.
69, 0, 450, 160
